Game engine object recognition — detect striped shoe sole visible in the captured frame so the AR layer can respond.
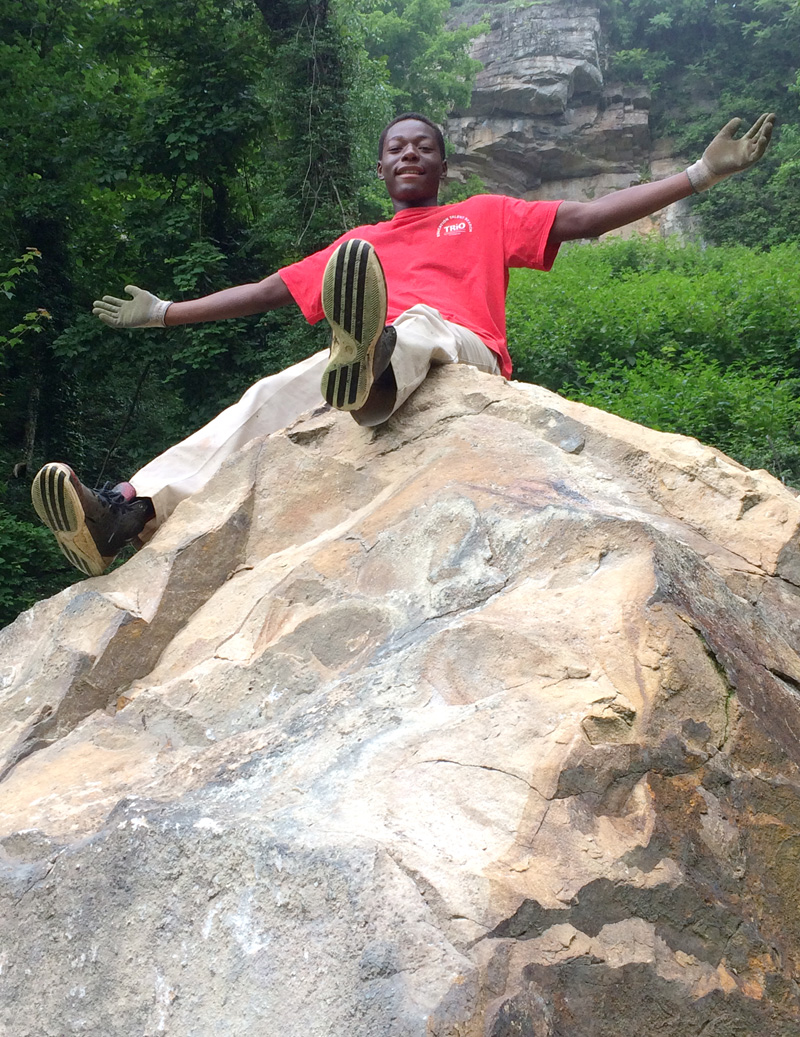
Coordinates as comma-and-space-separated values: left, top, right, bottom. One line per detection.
321, 239, 388, 411
31, 463, 108, 577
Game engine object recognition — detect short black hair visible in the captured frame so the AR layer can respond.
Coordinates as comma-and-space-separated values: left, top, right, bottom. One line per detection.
378, 112, 446, 161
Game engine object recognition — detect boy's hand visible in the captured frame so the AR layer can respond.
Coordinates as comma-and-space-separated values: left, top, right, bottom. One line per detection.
92, 285, 172, 328
687, 113, 776, 192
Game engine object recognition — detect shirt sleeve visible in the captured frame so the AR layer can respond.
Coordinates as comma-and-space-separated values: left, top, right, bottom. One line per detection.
279, 227, 365, 325
502, 196, 563, 271
278, 240, 340, 325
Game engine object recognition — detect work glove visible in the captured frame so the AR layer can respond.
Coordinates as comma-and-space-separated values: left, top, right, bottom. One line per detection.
92, 285, 172, 328
686, 113, 775, 192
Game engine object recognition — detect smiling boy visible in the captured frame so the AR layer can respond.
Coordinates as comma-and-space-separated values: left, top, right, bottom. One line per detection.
32, 111, 775, 577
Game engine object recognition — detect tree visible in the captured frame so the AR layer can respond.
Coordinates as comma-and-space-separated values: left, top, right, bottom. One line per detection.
358, 0, 482, 120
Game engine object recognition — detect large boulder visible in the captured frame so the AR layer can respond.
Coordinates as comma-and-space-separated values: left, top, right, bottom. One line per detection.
2, 366, 800, 1035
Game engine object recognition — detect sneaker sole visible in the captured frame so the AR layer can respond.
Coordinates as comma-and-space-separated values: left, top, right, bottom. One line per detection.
321, 239, 387, 411
31, 463, 108, 577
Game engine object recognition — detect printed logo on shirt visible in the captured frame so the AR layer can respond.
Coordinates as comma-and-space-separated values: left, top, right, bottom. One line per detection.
436, 214, 473, 238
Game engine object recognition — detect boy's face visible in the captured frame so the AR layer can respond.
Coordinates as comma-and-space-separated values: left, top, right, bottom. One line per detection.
378, 119, 447, 210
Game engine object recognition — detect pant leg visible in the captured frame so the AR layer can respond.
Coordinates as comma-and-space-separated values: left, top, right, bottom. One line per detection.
388, 303, 500, 412
132, 349, 328, 530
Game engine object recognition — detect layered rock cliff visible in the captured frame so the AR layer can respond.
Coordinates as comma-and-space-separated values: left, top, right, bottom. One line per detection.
446, 0, 693, 235
2, 367, 800, 1035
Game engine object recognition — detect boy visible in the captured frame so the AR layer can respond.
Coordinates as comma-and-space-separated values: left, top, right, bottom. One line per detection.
32, 111, 775, 577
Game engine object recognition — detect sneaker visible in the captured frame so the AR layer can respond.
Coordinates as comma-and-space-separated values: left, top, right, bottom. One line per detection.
321, 239, 393, 411
31, 462, 154, 577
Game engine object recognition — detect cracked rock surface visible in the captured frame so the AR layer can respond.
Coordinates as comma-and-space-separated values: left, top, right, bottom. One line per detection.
2, 366, 800, 1035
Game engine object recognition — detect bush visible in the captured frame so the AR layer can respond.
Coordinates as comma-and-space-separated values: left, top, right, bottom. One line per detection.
0, 511, 75, 629
570, 350, 800, 483
507, 236, 800, 484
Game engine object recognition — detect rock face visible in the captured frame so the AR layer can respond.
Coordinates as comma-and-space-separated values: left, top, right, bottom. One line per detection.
446, 0, 691, 233
3, 366, 800, 1035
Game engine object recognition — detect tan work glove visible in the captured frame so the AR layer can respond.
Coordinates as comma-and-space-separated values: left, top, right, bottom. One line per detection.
686, 113, 776, 193
92, 285, 172, 328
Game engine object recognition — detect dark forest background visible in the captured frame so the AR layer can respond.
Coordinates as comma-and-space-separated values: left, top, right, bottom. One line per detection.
2, 0, 800, 624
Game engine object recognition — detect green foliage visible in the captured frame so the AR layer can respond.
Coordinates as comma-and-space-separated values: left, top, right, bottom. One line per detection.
606, 48, 672, 91
439, 172, 489, 204
508, 237, 800, 484
359, 0, 483, 120
573, 351, 800, 483
0, 249, 51, 359
0, 508, 74, 628
598, 0, 800, 245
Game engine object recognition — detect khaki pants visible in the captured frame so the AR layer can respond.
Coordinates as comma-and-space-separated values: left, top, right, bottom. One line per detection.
131, 304, 500, 534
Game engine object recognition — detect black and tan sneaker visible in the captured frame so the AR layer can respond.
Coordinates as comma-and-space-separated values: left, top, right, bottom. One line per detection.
31, 462, 154, 577
321, 238, 393, 411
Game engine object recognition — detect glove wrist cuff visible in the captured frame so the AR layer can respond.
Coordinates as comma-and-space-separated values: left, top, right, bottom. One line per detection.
686, 158, 726, 193
148, 299, 172, 327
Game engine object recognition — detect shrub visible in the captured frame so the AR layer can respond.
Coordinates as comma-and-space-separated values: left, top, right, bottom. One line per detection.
507, 236, 800, 484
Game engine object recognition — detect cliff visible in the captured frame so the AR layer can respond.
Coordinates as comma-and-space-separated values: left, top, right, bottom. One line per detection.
446, 0, 694, 236
2, 367, 800, 1034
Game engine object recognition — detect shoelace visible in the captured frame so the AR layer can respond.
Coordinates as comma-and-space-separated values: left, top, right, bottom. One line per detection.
93, 482, 130, 511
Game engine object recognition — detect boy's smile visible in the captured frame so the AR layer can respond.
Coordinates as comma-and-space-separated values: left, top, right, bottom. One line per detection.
378, 118, 447, 211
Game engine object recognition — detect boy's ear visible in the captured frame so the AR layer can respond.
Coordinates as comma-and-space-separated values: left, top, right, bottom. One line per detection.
440, 160, 448, 179
377, 160, 384, 180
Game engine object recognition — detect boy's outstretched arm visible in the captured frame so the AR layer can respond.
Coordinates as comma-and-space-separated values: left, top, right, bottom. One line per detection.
93, 272, 294, 329
550, 112, 775, 243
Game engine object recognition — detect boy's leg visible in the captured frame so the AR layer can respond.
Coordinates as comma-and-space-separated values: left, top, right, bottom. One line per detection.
32, 350, 330, 573
133, 293, 498, 526
34, 236, 385, 576
320, 239, 393, 412
31, 465, 155, 577
132, 349, 329, 534
351, 303, 500, 427
391, 304, 500, 406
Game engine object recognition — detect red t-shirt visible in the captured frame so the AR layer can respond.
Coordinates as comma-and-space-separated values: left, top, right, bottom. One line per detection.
279, 194, 562, 378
